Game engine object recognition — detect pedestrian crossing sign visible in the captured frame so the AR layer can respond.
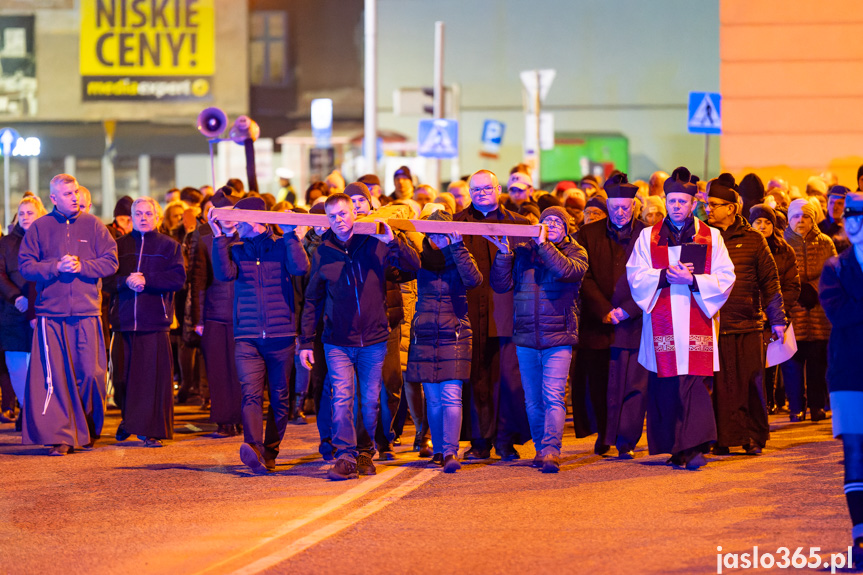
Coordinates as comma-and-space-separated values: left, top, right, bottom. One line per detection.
417, 119, 459, 159
688, 92, 722, 135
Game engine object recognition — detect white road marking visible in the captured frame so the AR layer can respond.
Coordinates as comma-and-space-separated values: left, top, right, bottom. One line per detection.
195, 465, 408, 575
230, 468, 439, 574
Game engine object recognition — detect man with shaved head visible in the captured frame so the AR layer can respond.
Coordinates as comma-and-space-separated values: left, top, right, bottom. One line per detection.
454, 170, 531, 460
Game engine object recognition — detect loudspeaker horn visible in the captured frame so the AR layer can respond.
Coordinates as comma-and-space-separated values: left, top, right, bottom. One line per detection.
229, 115, 260, 144
197, 107, 228, 139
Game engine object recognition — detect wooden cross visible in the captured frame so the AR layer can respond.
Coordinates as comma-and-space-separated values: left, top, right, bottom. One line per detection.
210, 203, 543, 237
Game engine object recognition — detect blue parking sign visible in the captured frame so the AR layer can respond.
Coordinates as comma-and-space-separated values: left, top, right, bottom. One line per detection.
481, 120, 505, 156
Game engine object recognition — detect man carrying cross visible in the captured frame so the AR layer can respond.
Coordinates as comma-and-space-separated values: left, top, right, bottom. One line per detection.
300, 189, 421, 480
626, 167, 736, 469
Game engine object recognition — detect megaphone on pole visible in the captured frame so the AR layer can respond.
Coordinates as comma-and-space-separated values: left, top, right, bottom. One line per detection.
197, 107, 228, 139
229, 115, 260, 144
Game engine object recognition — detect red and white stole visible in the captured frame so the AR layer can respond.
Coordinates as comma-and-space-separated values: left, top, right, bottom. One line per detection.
649, 220, 714, 378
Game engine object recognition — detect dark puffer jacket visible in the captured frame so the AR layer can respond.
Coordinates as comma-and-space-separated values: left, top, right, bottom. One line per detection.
107, 230, 186, 332
767, 235, 801, 317
0, 225, 33, 351
213, 228, 310, 339
190, 229, 234, 326
717, 216, 785, 333
784, 226, 836, 341
820, 249, 863, 393
301, 231, 421, 349
490, 236, 589, 349
406, 240, 482, 384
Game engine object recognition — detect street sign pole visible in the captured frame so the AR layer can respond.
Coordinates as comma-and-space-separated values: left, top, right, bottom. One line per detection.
703, 134, 710, 181
363, 0, 377, 176
534, 70, 541, 189
3, 152, 8, 229
431, 21, 445, 191
0, 129, 18, 229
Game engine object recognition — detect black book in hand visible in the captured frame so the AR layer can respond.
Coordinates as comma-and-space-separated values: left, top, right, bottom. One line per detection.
679, 243, 708, 275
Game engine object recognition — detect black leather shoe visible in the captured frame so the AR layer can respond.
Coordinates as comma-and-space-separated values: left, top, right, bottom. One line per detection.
464, 446, 490, 460
532, 453, 543, 468
712, 445, 730, 456
497, 445, 520, 461
429, 453, 444, 467
810, 408, 827, 422
594, 439, 611, 456
541, 453, 560, 474
115, 422, 131, 441
789, 411, 806, 423
742, 443, 762, 455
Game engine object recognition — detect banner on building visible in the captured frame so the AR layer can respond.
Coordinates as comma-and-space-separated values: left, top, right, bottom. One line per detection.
79, 0, 215, 101
0, 16, 37, 117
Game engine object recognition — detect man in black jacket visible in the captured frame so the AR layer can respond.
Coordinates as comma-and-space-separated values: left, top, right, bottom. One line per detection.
300, 192, 420, 480
576, 174, 648, 458
191, 188, 242, 436
108, 197, 185, 447
706, 174, 786, 455
210, 196, 310, 474
454, 169, 531, 460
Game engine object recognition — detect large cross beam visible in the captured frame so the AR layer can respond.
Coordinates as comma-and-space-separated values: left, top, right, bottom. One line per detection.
209, 206, 544, 238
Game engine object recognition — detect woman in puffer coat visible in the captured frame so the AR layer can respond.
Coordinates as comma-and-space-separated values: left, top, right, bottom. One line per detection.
489, 206, 588, 473
783, 198, 836, 422
749, 204, 801, 414
406, 209, 482, 474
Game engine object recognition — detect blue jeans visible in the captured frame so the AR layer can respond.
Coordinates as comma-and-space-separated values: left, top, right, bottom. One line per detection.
516, 345, 572, 456
423, 380, 463, 457
316, 373, 333, 443
324, 341, 387, 462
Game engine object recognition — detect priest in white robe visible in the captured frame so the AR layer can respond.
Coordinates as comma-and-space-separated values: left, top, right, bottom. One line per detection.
626, 168, 736, 469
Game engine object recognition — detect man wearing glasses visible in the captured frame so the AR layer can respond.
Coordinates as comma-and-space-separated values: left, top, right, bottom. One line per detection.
705, 174, 785, 457
453, 169, 530, 461
627, 167, 736, 469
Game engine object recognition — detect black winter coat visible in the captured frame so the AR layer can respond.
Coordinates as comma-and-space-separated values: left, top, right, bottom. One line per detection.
213, 228, 310, 340
300, 231, 421, 349
0, 225, 33, 351
767, 235, 801, 317
106, 230, 186, 332
820, 248, 863, 393
406, 240, 482, 384
454, 205, 529, 338
490, 236, 589, 350
191, 229, 234, 325
576, 217, 646, 350
717, 216, 785, 333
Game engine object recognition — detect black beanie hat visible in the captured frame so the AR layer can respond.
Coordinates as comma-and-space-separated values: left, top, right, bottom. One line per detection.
748, 203, 777, 227
114, 195, 133, 218
709, 173, 739, 204
738, 173, 765, 201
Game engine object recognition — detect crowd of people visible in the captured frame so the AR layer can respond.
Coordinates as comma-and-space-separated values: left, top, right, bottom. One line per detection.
1, 162, 862, 566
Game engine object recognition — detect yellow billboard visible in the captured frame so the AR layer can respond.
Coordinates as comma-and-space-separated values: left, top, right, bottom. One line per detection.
79, 0, 215, 101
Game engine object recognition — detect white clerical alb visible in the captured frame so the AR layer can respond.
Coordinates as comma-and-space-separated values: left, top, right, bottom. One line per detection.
626, 218, 736, 377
